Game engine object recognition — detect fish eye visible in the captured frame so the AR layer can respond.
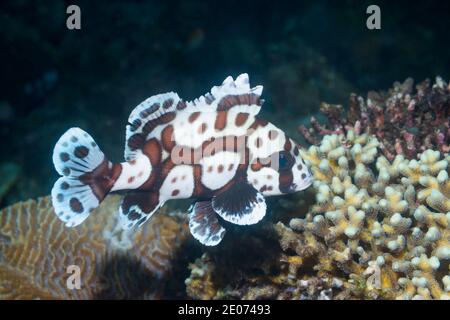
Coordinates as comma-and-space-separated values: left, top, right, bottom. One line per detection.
278, 151, 292, 171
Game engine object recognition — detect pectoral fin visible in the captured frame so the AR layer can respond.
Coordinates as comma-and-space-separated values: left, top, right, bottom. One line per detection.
212, 181, 266, 225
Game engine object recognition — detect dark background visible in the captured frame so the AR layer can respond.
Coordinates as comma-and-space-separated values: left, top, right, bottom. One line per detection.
1, 0, 449, 207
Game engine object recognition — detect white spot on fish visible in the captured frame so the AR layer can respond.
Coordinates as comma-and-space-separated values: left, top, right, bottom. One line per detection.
200, 151, 241, 190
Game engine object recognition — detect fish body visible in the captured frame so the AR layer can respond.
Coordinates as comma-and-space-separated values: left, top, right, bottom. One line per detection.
51, 74, 312, 246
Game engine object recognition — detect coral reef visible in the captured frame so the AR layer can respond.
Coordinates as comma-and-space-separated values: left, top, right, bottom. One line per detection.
185, 131, 449, 300
299, 77, 450, 160
296, 132, 449, 299
0, 195, 190, 299
186, 238, 346, 300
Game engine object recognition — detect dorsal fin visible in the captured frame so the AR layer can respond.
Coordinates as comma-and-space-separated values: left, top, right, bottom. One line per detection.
124, 74, 264, 160
186, 73, 264, 114
125, 92, 183, 160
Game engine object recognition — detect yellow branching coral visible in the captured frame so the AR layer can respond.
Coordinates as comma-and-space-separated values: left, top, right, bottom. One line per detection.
293, 132, 450, 300
184, 132, 448, 300
0, 195, 189, 299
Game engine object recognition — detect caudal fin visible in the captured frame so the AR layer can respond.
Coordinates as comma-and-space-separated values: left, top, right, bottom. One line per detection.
51, 127, 110, 227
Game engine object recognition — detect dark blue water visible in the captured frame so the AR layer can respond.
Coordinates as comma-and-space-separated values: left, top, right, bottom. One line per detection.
1, 0, 449, 207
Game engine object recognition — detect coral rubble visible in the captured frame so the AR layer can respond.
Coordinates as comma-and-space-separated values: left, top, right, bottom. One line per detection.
0, 195, 190, 299
186, 131, 449, 300
299, 77, 450, 160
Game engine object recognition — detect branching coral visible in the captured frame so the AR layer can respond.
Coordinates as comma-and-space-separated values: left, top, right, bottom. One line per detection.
185, 131, 449, 300
0, 195, 190, 299
299, 77, 450, 160
292, 132, 449, 299
185, 226, 347, 300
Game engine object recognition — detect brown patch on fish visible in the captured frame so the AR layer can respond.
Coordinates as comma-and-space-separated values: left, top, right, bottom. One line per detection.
284, 135, 292, 151
162, 98, 174, 109
255, 137, 263, 148
248, 117, 268, 131
214, 111, 227, 131
217, 93, 261, 111
74, 146, 89, 159
69, 197, 83, 213
139, 103, 160, 118
235, 113, 249, 126
161, 125, 175, 151
176, 100, 187, 110
198, 122, 208, 134
188, 112, 200, 123
268, 130, 278, 140
251, 160, 263, 172
60, 152, 70, 162
143, 138, 162, 166
128, 133, 145, 151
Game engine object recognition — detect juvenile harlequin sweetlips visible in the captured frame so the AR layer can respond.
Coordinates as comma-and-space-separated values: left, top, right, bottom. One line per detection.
51, 74, 312, 246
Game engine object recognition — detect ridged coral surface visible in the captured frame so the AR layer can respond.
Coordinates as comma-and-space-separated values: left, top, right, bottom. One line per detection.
0, 195, 189, 299
185, 132, 449, 300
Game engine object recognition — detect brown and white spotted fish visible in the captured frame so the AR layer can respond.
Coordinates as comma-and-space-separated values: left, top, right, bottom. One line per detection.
51, 74, 312, 246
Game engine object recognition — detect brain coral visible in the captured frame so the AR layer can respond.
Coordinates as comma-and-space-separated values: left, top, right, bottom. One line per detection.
185, 131, 449, 300
0, 195, 190, 299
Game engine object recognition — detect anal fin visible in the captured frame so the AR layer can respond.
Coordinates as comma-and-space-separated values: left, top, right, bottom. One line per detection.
189, 201, 226, 246
212, 181, 266, 226
119, 191, 162, 230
